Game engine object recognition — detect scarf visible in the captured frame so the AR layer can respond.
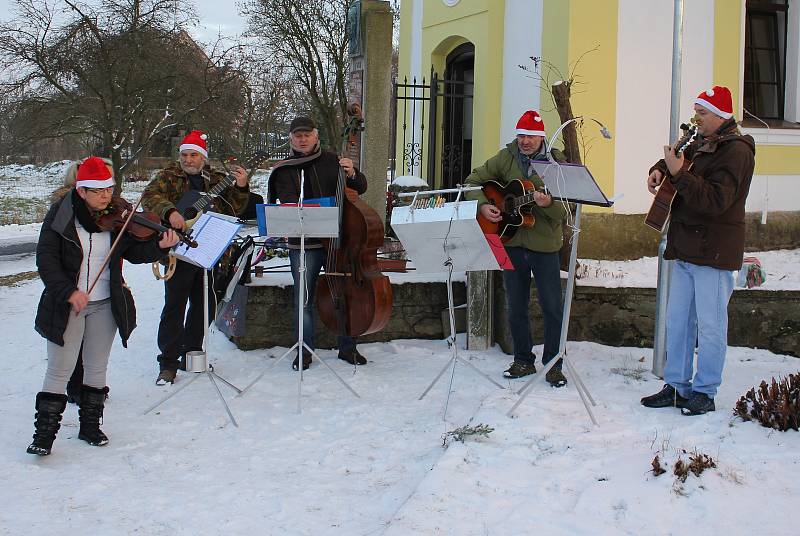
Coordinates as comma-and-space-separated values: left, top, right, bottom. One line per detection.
71, 188, 101, 233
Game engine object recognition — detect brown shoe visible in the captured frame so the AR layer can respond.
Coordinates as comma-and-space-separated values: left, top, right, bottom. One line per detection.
156, 369, 177, 386
503, 361, 537, 379
545, 367, 568, 388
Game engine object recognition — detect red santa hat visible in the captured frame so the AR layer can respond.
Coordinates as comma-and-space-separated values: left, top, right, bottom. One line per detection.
694, 86, 733, 119
180, 130, 209, 158
516, 110, 546, 137
75, 156, 114, 189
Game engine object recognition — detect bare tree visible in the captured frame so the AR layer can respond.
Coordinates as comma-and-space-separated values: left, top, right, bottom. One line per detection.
0, 0, 247, 190
242, 0, 353, 149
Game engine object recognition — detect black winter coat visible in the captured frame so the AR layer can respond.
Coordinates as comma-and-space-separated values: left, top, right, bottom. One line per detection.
35, 192, 169, 347
268, 150, 367, 247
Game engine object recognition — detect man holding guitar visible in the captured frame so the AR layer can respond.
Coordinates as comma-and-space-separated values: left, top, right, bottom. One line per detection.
641, 86, 755, 415
466, 110, 569, 386
142, 130, 250, 385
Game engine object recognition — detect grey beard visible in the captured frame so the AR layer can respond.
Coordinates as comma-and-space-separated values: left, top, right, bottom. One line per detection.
180, 163, 204, 175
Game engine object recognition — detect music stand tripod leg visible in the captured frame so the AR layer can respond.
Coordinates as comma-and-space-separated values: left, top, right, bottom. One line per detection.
304, 342, 361, 399
419, 266, 505, 402
208, 364, 243, 395
143, 372, 203, 415
563, 358, 596, 406
238, 343, 299, 396
206, 371, 239, 427
507, 203, 598, 423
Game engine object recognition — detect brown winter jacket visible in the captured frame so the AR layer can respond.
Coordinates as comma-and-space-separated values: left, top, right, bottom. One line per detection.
650, 119, 755, 270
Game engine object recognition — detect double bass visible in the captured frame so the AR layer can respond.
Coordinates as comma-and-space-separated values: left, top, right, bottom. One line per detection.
315, 104, 393, 337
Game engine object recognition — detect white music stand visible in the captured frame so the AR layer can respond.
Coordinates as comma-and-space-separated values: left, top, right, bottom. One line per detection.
238, 198, 361, 413
393, 187, 506, 420
144, 213, 244, 427
506, 160, 613, 424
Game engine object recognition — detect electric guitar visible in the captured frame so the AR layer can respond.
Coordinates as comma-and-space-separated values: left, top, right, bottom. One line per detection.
476, 178, 545, 242
644, 123, 698, 232
176, 151, 270, 229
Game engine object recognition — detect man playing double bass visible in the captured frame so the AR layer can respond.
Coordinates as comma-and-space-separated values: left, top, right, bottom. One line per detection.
268, 116, 368, 371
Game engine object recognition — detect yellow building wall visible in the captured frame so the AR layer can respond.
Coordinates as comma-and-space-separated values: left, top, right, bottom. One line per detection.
713, 0, 743, 111
419, 0, 506, 187
755, 146, 800, 175
541, 0, 618, 212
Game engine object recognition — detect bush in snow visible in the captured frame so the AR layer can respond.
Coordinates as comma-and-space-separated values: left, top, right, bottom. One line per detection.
734, 373, 800, 432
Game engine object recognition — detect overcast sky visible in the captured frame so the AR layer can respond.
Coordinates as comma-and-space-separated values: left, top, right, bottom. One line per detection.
0, 0, 249, 44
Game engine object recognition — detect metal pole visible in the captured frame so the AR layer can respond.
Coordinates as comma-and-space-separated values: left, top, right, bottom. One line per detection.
652, 0, 684, 378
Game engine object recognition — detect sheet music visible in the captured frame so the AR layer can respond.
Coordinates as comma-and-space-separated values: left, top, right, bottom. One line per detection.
173, 213, 242, 270
391, 201, 501, 273
532, 161, 613, 207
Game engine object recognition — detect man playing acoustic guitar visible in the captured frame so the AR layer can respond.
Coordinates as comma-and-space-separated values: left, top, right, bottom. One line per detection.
641, 86, 755, 415
465, 110, 569, 386
142, 130, 250, 385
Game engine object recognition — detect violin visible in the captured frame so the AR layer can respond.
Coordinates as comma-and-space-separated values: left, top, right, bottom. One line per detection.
97, 197, 198, 248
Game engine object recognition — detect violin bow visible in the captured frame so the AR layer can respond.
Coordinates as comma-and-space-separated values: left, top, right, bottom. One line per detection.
85, 197, 143, 297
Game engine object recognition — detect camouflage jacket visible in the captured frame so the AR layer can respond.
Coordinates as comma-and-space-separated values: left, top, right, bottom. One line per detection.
141, 162, 250, 220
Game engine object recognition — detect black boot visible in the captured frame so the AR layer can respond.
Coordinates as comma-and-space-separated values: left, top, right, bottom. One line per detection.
78, 385, 109, 447
338, 348, 367, 365
26, 392, 68, 456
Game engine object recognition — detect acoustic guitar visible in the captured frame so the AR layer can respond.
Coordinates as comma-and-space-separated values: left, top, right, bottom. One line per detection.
176, 151, 270, 229
644, 123, 698, 232
476, 179, 544, 242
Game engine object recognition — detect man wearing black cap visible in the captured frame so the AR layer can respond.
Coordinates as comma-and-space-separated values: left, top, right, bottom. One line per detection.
268, 116, 368, 370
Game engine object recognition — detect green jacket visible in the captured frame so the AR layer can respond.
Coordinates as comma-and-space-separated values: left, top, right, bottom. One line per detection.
465, 140, 567, 252
141, 162, 250, 221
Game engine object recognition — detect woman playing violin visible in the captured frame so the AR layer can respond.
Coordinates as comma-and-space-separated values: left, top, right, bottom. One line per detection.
27, 156, 179, 456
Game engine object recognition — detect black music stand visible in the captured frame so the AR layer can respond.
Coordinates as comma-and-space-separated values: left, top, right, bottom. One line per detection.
506, 161, 613, 424
238, 181, 360, 413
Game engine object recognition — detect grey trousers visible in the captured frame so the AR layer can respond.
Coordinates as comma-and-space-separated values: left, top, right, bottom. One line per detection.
42, 299, 117, 393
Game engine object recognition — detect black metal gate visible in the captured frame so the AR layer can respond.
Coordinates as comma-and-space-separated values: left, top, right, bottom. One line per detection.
391, 67, 474, 188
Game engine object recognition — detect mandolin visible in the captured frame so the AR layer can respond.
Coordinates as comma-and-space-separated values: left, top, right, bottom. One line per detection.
644, 123, 698, 232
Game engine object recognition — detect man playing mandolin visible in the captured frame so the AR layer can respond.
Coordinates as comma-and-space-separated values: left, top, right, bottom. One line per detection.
142, 130, 250, 385
465, 110, 569, 386
641, 86, 755, 415
268, 115, 368, 371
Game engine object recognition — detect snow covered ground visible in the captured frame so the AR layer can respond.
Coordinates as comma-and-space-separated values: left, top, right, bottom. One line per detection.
1, 250, 798, 535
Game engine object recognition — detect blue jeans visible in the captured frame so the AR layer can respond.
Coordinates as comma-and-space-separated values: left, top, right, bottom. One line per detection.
664, 260, 734, 398
502, 247, 563, 368
288, 248, 356, 353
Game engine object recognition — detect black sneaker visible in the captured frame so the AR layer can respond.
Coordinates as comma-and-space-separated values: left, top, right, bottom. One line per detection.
545, 367, 568, 388
338, 349, 367, 365
503, 361, 537, 379
292, 351, 312, 371
681, 391, 715, 416
641, 384, 688, 408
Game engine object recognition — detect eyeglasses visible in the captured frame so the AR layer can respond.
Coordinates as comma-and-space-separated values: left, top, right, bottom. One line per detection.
84, 187, 114, 195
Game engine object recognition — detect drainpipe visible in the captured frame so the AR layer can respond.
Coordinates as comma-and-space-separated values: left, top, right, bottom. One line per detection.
653, 0, 684, 378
